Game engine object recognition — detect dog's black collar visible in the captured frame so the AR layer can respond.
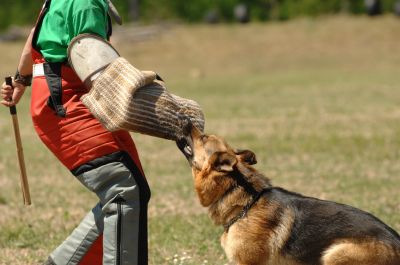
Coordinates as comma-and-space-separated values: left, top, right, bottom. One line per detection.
222, 169, 272, 232
223, 187, 271, 232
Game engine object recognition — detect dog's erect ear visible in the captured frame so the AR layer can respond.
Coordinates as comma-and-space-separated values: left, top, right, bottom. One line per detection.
235, 149, 257, 165
210, 152, 237, 172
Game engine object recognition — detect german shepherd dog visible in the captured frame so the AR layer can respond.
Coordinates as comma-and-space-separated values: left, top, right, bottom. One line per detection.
176, 121, 400, 265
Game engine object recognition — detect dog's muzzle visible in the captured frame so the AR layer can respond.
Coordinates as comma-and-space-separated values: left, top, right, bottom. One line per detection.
176, 119, 194, 164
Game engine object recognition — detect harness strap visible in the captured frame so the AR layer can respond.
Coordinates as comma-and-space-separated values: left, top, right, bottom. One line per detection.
43, 62, 67, 117
31, 0, 67, 118
107, 14, 113, 40
32, 0, 51, 51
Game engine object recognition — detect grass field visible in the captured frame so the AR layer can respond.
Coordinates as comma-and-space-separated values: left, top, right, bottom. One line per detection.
0, 15, 400, 264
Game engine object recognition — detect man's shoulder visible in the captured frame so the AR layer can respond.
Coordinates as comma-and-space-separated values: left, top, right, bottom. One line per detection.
69, 0, 108, 11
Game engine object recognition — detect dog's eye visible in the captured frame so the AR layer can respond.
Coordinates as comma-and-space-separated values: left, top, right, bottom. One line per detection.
201, 135, 208, 142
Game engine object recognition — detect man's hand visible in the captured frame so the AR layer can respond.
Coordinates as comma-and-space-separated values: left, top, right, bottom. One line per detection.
0, 79, 26, 107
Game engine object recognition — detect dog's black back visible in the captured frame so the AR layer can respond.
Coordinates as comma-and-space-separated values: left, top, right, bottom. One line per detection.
265, 187, 400, 264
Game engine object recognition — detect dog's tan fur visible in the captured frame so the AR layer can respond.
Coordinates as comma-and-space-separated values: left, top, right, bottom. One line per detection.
179, 125, 400, 265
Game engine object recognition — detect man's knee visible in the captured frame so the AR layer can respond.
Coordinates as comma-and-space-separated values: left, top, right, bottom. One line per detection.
77, 161, 140, 206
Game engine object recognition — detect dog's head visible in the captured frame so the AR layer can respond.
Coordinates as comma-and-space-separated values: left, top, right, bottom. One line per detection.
177, 121, 258, 206
177, 120, 257, 173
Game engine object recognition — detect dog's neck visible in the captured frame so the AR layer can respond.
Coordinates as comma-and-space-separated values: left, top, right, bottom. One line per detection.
223, 187, 272, 232
232, 163, 271, 193
208, 164, 272, 230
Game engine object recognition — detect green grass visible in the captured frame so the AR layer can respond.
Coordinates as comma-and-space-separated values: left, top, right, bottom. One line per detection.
0, 15, 400, 264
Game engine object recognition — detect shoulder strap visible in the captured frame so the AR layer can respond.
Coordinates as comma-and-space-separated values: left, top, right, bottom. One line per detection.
107, 14, 113, 40
43, 62, 67, 117
32, 0, 52, 50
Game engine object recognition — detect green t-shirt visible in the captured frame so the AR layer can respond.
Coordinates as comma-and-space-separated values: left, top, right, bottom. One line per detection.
36, 0, 109, 62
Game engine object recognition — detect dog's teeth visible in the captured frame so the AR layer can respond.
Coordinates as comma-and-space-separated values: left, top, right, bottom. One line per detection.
184, 145, 193, 156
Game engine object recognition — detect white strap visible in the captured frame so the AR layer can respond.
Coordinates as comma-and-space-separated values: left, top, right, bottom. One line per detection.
33, 63, 45, 77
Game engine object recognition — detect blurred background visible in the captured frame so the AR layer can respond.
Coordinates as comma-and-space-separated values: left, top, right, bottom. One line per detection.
1, 0, 400, 33
1, 1, 400, 264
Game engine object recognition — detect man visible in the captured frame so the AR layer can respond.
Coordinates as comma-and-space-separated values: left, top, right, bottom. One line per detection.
0, 0, 150, 264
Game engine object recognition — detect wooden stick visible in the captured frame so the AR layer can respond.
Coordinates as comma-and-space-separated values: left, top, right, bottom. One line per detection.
5, 76, 31, 206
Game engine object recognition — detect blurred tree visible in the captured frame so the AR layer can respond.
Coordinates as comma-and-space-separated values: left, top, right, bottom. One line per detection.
234, 4, 250, 23
0, 0, 39, 30
365, 0, 382, 16
204, 9, 221, 24
395, 0, 400, 15
128, 0, 140, 21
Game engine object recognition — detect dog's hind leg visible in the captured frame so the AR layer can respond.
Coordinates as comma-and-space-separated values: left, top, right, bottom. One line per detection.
321, 240, 400, 265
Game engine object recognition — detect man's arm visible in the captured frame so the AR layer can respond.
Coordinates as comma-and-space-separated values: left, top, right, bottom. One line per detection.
18, 27, 35, 76
0, 28, 34, 107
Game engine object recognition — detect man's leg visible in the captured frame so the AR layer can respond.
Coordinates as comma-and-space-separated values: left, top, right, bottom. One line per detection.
49, 203, 104, 265
77, 161, 141, 265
